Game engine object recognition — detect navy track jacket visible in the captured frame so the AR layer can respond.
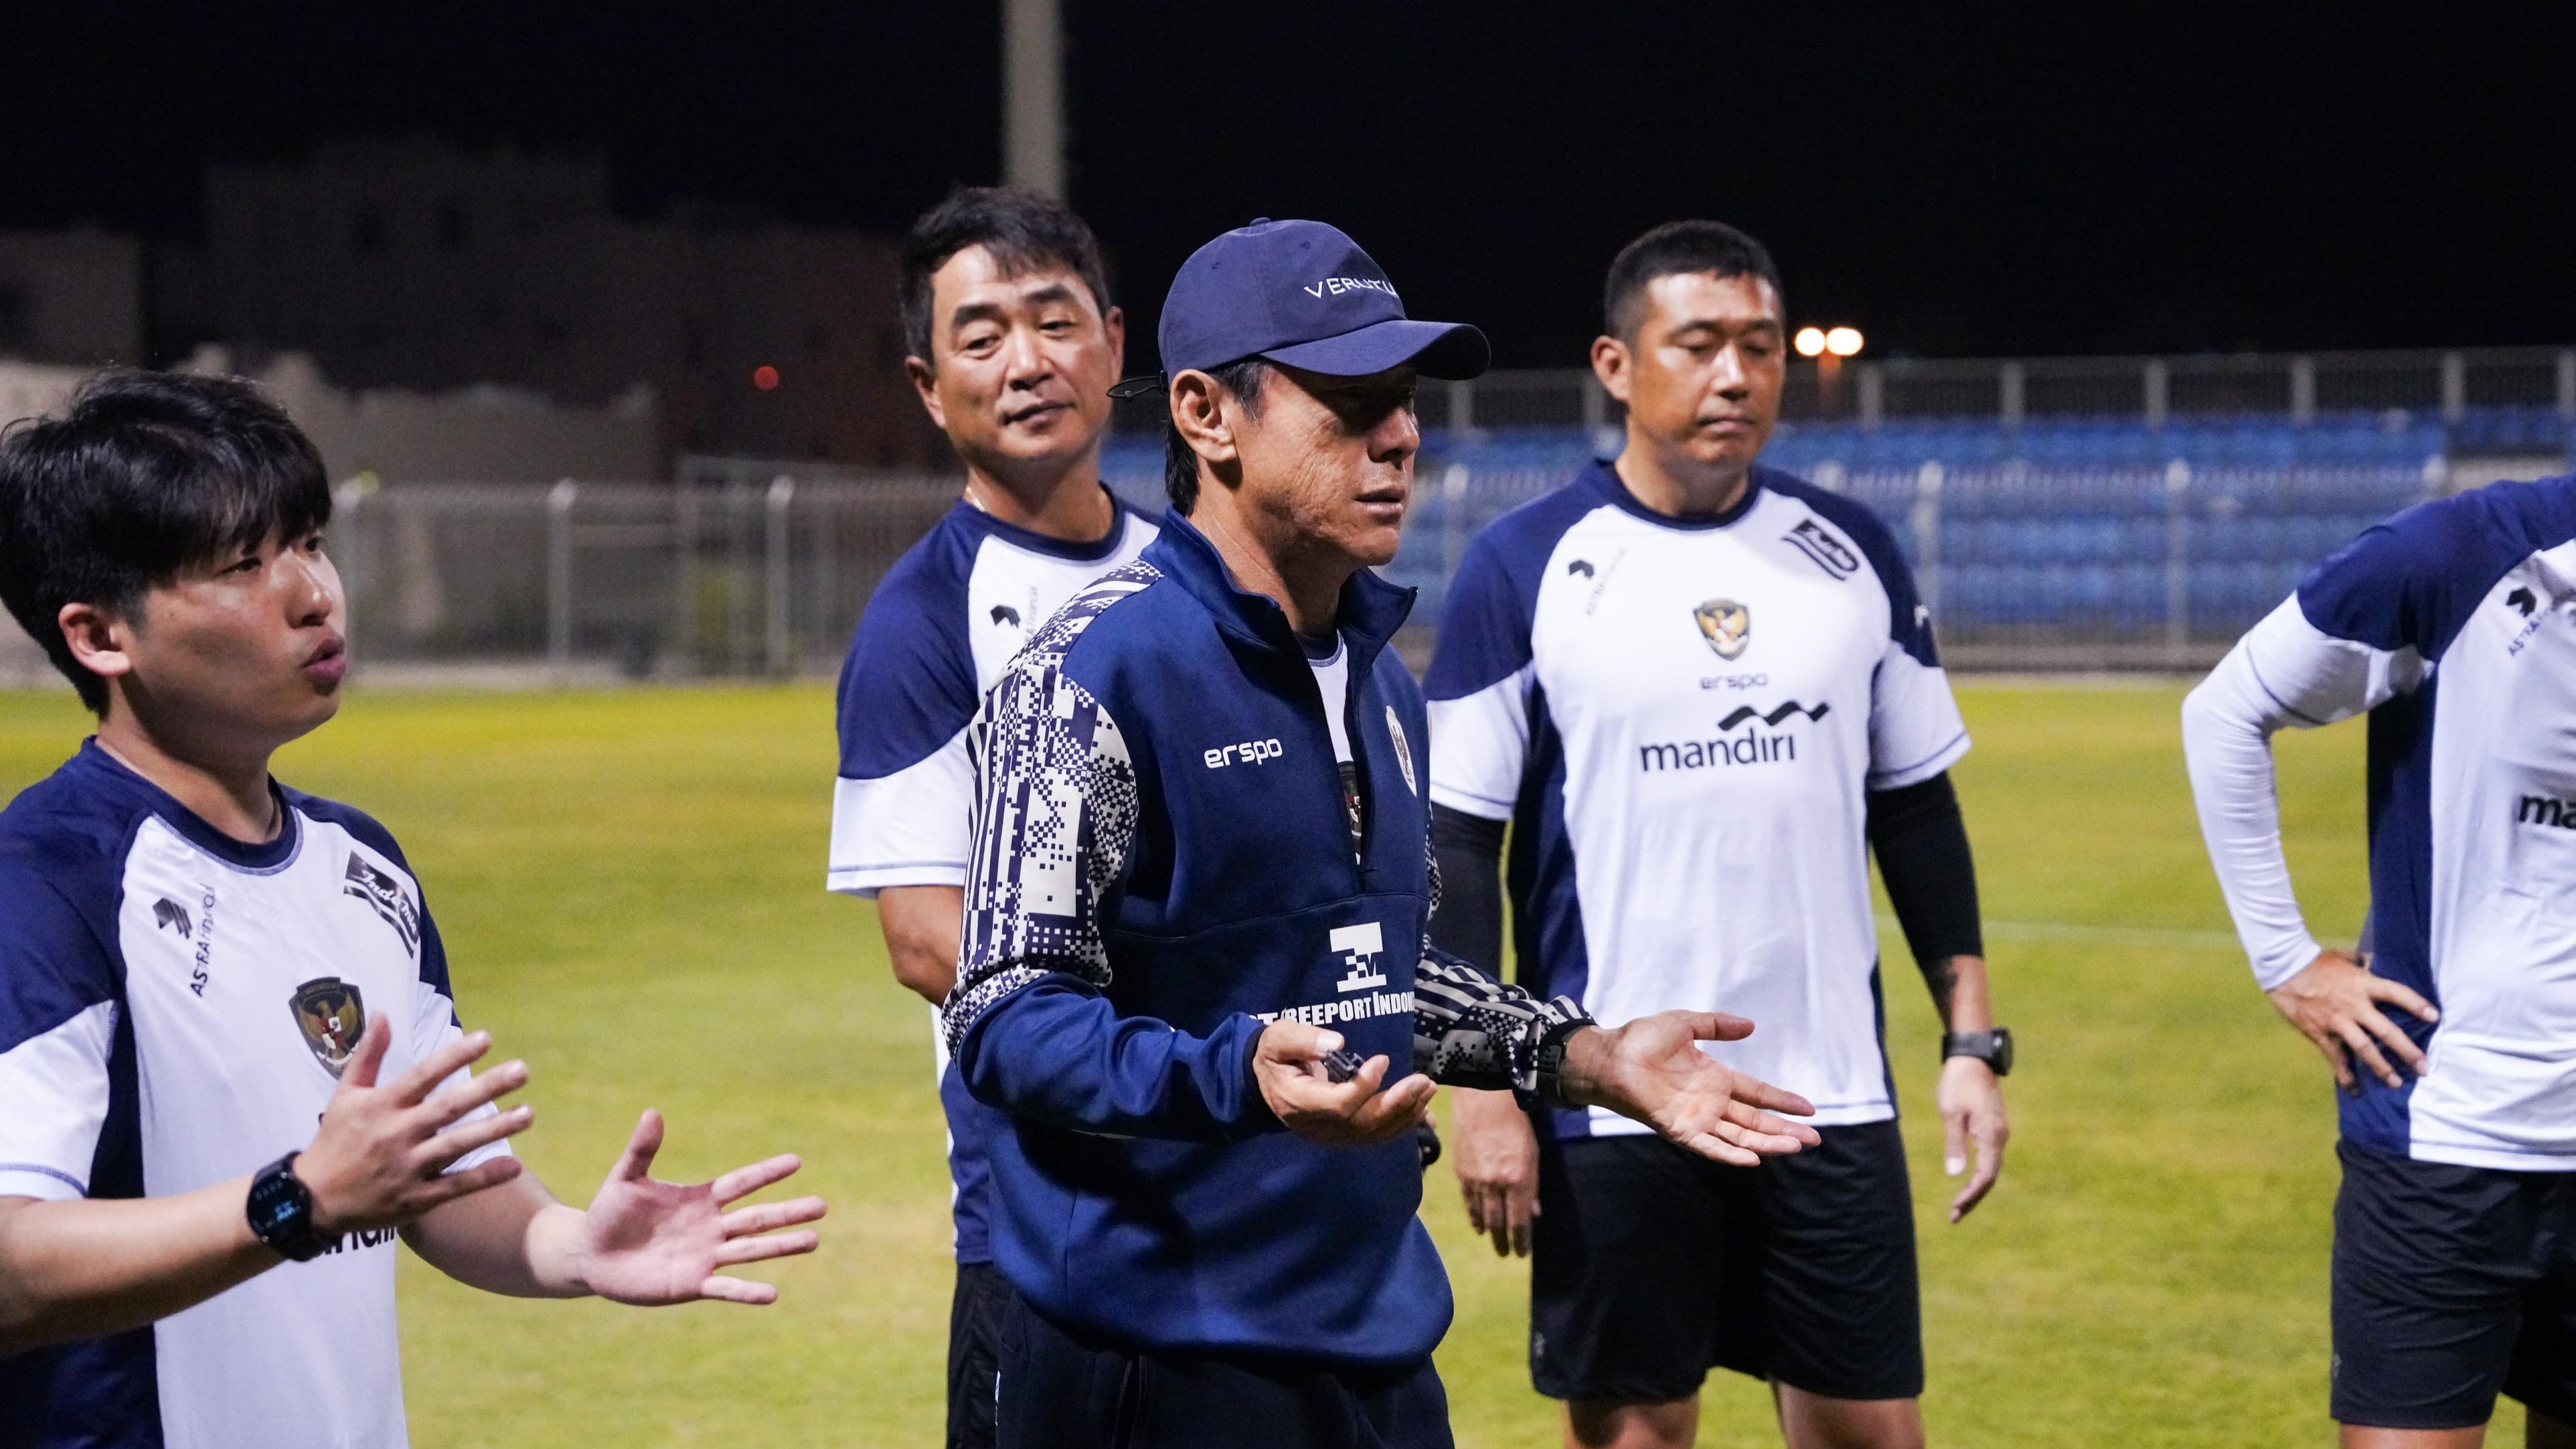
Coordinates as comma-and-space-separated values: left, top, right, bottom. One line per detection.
942, 515, 1591, 1368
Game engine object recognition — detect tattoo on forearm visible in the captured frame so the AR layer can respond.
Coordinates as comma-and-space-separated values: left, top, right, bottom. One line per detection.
1921, 957, 1959, 1022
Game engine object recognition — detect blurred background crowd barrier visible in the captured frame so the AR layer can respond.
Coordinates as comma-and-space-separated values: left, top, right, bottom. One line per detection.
3, 344, 2571, 686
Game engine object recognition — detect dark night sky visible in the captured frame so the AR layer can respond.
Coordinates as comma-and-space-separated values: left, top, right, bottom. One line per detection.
6, 5, 2571, 368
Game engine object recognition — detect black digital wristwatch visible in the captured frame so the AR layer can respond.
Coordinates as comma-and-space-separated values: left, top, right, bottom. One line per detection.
246, 1152, 334, 1262
1941, 1027, 2014, 1077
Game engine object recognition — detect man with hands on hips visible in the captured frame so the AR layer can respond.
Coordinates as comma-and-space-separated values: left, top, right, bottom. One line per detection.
0, 372, 824, 1449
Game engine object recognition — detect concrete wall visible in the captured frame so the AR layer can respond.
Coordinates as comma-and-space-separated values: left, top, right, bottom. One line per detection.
0, 352, 659, 485
0, 230, 143, 367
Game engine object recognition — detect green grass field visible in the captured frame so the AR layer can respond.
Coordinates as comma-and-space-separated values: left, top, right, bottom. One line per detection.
0, 680, 2522, 1447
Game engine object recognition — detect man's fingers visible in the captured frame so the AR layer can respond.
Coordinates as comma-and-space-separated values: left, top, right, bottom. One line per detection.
389, 1031, 495, 1108
611, 1110, 666, 1183
1346, 1074, 1435, 1141
2366, 976, 2441, 1024
721, 1195, 829, 1237
1951, 1115, 2007, 1222
340, 1014, 393, 1091
693, 1275, 781, 1306
1260, 1022, 1344, 1067
2337, 1019, 2405, 1089
1726, 1074, 1818, 1120
710, 1154, 805, 1207
1675, 1130, 1764, 1168
414, 1059, 529, 1132
416, 1104, 534, 1169
2306, 1026, 2358, 1092
715, 1229, 821, 1267
1721, 1097, 1822, 1146
2355, 1008, 2431, 1074
1505, 1183, 1536, 1259
1949, 1156, 2001, 1222
1942, 1108, 1971, 1178
1677, 1011, 1758, 1043
408, 1153, 525, 1213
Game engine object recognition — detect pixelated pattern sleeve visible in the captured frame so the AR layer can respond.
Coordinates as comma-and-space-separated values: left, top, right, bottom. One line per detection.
1411, 832, 1591, 1094
941, 565, 1156, 1053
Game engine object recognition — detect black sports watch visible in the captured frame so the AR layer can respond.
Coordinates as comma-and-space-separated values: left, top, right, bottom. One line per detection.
246, 1152, 334, 1262
1532, 1018, 1593, 1110
1941, 1027, 2014, 1077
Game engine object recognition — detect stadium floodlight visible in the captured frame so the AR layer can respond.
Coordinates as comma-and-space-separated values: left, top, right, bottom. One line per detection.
1825, 326, 1864, 357
1794, 326, 1828, 357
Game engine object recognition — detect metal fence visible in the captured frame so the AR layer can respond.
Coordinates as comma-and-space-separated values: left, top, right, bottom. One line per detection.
268, 446, 2453, 684
1205, 346, 2576, 437
326, 466, 961, 680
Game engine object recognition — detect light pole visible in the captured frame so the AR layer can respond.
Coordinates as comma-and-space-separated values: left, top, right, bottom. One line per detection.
1797, 325, 1866, 416
1003, 0, 1065, 198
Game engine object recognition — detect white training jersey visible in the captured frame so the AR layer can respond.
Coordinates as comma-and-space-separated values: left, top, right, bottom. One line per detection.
0, 742, 507, 1449
825, 489, 1158, 1266
829, 493, 1160, 899
2183, 475, 2576, 1170
1423, 461, 1969, 1134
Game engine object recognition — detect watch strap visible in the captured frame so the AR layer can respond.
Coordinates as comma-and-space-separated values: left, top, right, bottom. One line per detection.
1941, 1027, 2013, 1076
246, 1152, 333, 1262
1531, 1018, 1591, 1110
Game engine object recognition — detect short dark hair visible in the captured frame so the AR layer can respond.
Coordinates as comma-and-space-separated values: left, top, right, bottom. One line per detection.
1162, 358, 1268, 515
1603, 220, 1784, 341
898, 186, 1113, 368
0, 370, 331, 715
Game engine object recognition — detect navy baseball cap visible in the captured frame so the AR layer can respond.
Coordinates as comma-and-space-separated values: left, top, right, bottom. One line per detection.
1121, 218, 1489, 394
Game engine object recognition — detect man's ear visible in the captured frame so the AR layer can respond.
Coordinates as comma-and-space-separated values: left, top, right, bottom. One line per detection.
1170, 370, 1241, 467
905, 354, 947, 431
57, 601, 135, 688
1590, 334, 1633, 406
1103, 306, 1127, 379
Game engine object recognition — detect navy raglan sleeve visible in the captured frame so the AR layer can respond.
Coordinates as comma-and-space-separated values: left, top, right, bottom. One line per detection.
941, 650, 1275, 1142
0, 858, 122, 1202
827, 556, 982, 897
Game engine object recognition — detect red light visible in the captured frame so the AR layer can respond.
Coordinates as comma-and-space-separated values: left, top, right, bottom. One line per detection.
752, 365, 781, 391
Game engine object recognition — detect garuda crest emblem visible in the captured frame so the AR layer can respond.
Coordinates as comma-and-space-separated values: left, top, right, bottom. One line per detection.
1693, 599, 1751, 660
289, 977, 367, 1077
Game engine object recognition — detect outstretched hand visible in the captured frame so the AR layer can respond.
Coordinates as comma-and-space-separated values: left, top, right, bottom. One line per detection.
300, 1015, 532, 1237
1560, 1012, 1819, 1166
2267, 948, 2438, 1093
575, 1111, 826, 1306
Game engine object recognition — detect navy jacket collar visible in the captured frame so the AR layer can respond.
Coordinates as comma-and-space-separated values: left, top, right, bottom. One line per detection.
1145, 513, 1415, 676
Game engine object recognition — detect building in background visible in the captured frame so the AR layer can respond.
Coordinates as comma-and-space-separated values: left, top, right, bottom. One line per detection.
0, 229, 144, 367
157, 141, 943, 471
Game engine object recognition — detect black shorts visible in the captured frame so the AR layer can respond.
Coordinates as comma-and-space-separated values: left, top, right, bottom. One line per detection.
1529, 1122, 1922, 1404
2331, 1140, 2576, 1430
950, 1261, 1014, 1449
992, 1293, 1452, 1449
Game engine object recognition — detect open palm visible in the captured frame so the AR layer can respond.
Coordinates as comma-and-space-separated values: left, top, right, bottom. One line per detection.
580, 1110, 827, 1306
1582, 1011, 1820, 1166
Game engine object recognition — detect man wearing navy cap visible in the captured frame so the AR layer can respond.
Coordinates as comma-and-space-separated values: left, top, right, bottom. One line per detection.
941, 218, 1822, 1449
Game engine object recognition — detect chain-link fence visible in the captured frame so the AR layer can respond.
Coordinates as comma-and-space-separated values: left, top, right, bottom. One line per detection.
242, 446, 2450, 685
1351, 346, 2576, 437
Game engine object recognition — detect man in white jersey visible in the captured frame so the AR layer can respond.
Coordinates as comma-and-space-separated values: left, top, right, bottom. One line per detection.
0, 372, 826, 1449
1425, 222, 2012, 1449
2184, 476, 2576, 1446
825, 187, 1155, 1449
